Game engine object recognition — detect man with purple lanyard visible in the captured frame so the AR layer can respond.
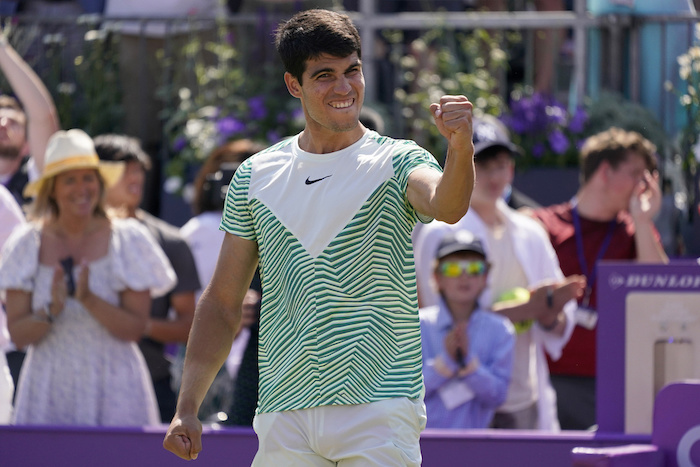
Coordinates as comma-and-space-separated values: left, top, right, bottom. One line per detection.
533, 127, 668, 430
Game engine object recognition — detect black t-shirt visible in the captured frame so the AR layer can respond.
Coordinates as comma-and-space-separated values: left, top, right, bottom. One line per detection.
137, 210, 201, 381
4, 156, 31, 207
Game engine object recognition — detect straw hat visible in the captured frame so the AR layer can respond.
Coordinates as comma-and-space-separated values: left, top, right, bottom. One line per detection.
23, 129, 125, 198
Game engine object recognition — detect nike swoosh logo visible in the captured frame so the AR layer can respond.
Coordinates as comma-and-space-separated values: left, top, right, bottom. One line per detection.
305, 175, 332, 185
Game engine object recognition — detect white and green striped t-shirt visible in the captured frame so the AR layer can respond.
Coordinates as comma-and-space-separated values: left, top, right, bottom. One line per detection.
221, 130, 442, 414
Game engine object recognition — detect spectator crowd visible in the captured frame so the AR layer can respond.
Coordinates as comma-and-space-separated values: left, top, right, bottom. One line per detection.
0, 4, 687, 455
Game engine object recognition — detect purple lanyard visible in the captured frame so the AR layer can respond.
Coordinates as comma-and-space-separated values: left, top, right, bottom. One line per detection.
572, 206, 616, 307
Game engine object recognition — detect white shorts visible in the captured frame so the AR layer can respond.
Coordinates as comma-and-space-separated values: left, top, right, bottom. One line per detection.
252, 397, 427, 467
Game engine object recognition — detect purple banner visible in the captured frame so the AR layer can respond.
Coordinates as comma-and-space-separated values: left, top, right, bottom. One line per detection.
0, 425, 649, 467
597, 260, 700, 434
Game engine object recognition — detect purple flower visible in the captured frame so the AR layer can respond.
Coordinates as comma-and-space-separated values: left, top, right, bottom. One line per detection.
501, 114, 527, 134
248, 96, 267, 120
267, 130, 280, 142
569, 107, 588, 133
216, 116, 245, 138
509, 94, 550, 134
532, 142, 546, 158
277, 112, 291, 124
546, 103, 568, 126
172, 136, 187, 152
548, 129, 570, 155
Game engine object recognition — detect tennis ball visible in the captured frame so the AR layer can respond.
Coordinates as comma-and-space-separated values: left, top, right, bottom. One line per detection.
495, 287, 532, 334
495, 287, 530, 305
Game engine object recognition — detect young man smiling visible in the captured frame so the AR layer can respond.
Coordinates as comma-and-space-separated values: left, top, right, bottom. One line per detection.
164, 8, 475, 466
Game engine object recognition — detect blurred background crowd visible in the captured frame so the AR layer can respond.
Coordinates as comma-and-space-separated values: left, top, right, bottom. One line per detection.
0, 0, 699, 430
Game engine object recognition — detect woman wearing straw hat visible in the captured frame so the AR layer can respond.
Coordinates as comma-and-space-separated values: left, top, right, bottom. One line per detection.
0, 129, 177, 426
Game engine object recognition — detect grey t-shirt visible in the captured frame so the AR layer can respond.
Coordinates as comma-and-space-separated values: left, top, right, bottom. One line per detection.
138, 210, 200, 381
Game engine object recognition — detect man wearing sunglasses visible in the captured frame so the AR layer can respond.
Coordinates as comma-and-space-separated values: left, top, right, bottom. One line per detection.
414, 115, 585, 431
420, 230, 515, 428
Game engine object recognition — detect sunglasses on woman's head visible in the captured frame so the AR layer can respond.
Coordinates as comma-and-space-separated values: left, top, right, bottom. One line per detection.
439, 260, 487, 278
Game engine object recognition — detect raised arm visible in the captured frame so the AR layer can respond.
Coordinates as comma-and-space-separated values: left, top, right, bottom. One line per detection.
406, 95, 475, 224
163, 233, 258, 461
0, 34, 60, 172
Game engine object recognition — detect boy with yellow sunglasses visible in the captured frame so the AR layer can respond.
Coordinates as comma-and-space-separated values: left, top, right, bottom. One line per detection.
419, 230, 515, 429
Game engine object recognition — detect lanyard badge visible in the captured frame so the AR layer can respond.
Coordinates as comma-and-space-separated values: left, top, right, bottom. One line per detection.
571, 206, 616, 331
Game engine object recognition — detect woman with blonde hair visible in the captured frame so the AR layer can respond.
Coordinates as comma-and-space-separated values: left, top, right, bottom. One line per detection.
0, 129, 176, 426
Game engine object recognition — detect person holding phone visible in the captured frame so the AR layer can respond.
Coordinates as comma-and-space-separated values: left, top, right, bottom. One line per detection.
0, 129, 176, 426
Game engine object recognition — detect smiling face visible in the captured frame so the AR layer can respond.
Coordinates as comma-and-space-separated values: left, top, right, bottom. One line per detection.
52, 168, 102, 218
434, 251, 489, 308
105, 159, 145, 212
284, 52, 365, 148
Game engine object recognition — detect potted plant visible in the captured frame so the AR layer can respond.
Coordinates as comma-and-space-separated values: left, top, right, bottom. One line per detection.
501, 88, 672, 207
499, 89, 587, 206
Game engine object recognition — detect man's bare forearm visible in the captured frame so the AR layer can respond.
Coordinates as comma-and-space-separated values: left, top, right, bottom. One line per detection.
432, 143, 475, 223
176, 291, 240, 416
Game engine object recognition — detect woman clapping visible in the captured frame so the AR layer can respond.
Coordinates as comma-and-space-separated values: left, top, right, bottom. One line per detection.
0, 129, 176, 426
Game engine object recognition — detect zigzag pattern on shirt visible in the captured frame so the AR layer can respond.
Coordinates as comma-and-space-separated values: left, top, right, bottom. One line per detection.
221, 137, 442, 414
248, 182, 423, 413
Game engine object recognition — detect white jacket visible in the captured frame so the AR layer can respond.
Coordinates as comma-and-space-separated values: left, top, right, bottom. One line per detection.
413, 198, 576, 431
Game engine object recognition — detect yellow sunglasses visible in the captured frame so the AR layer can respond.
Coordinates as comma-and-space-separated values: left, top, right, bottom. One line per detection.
439, 260, 487, 278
